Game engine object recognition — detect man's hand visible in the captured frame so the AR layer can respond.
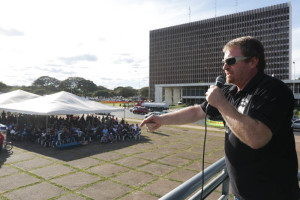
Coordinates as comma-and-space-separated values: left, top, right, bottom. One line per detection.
140, 114, 162, 132
205, 85, 227, 109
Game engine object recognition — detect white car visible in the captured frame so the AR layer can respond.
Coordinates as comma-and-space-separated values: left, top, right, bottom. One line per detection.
292, 120, 300, 129
144, 111, 168, 118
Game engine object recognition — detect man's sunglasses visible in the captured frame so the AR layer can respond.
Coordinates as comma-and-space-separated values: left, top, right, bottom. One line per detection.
222, 57, 250, 66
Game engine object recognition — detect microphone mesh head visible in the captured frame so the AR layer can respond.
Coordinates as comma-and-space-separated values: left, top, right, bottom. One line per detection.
215, 75, 226, 87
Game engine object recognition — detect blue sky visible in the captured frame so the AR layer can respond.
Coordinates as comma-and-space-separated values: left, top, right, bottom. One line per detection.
0, 0, 299, 89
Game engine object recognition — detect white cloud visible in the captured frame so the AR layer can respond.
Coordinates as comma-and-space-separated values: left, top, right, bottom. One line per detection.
0, 0, 299, 89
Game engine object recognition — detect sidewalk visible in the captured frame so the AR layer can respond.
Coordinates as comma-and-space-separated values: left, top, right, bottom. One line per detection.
0, 123, 299, 200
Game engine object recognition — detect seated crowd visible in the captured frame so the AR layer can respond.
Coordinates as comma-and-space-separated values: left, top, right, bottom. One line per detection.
0, 111, 142, 147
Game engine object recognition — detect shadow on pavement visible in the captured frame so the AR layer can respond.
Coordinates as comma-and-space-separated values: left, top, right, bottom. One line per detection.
9, 135, 152, 162
0, 149, 13, 167
151, 131, 170, 137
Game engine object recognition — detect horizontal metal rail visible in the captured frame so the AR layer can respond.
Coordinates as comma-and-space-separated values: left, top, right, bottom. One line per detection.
188, 170, 229, 200
160, 156, 300, 200
159, 157, 226, 200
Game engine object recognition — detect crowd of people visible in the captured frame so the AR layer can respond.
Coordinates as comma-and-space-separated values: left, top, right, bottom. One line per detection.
0, 111, 142, 148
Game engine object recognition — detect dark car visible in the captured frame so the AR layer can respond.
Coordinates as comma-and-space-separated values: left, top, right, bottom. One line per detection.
130, 106, 141, 112
133, 107, 149, 114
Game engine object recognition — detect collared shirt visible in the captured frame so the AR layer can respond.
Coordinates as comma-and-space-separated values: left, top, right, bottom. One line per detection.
201, 72, 299, 200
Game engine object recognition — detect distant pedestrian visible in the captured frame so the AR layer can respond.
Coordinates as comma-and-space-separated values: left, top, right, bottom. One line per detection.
0, 132, 4, 152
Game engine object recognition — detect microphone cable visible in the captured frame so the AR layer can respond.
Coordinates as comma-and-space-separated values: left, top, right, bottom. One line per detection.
200, 107, 209, 200
200, 75, 225, 200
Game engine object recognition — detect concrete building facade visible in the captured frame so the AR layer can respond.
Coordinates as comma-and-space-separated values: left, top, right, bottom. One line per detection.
149, 3, 294, 105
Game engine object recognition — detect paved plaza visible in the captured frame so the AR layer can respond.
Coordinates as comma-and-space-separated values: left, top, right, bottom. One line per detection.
1, 122, 300, 200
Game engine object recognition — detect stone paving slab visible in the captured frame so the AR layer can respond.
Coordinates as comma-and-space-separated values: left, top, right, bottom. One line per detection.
134, 151, 165, 161
56, 193, 87, 200
166, 168, 199, 182
139, 162, 176, 176
175, 151, 202, 160
119, 191, 158, 200
0, 165, 19, 177
157, 156, 191, 167
30, 164, 76, 180
0, 125, 298, 200
113, 156, 150, 168
4, 182, 65, 200
0, 173, 40, 193
112, 171, 156, 187
91, 151, 124, 161
66, 157, 102, 169
4, 152, 36, 163
143, 178, 181, 196
80, 180, 132, 200
87, 163, 129, 177
12, 157, 54, 170
51, 172, 101, 190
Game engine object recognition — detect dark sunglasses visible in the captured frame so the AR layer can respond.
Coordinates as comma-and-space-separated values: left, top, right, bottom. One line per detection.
222, 57, 250, 66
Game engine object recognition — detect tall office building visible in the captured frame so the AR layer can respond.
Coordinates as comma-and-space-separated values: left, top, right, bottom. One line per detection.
149, 3, 292, 104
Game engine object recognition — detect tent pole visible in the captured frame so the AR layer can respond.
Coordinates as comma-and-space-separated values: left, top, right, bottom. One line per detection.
46, 116, 48, 130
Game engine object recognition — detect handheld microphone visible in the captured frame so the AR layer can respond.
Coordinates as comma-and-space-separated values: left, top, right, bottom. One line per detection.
206, 75, 226, 111
201, 75, 226, 200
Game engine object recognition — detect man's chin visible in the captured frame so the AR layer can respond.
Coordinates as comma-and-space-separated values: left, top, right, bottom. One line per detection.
226, 75, 233, 83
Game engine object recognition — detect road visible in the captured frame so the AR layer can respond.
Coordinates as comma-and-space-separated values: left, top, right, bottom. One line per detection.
111, 108, 205, 126
111, 109, 300, 136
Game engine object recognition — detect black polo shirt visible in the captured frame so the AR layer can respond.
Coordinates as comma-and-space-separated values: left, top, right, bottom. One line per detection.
201, 72, 299, 200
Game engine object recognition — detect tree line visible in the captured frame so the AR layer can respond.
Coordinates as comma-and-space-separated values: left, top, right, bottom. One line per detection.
0, 76, 149, 98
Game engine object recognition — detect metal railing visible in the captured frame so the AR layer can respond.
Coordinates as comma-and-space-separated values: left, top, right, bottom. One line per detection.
159, 157, 228, 200
160, 157, 300, 200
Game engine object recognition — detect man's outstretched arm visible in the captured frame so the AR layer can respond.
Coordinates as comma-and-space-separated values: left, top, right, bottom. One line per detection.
140, 105, 206, 132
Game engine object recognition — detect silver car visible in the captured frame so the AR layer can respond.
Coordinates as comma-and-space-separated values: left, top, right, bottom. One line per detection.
292, 120, 300, 129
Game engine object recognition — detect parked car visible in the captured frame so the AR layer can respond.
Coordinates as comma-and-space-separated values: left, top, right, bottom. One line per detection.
133, 107, 149, 114
292, 120, 300, 129
292, 115, 299, 121
130, 106, 140, 112
144, 111, 168, 118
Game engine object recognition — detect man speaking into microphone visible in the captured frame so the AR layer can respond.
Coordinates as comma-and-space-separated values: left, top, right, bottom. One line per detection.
140, 36, 299, 200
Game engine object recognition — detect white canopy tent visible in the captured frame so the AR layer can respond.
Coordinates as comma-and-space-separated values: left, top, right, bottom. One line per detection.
0, 91, 124, 115
0, 90, 40, 106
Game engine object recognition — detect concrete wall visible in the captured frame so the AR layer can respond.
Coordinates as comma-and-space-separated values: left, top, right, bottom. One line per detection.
165, 88, 172, 105
173, 88, 181, 104
155, 85, 163, 102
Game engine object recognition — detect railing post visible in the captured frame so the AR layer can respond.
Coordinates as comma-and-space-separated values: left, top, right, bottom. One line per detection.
159, 157, 226, 200
219, 168, 229, 200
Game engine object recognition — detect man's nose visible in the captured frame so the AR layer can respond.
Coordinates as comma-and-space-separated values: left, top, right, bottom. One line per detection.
223, 63, 229, 70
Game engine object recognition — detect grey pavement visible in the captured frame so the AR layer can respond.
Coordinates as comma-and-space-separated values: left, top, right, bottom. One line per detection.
1, 122, 300, 200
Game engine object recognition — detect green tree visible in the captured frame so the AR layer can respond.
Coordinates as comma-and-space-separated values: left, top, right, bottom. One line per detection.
59, 77, 98, 96
93, 90, 113, 97
113, 86, 137, 97
32, 76, 61, 94
33, 88, 47, 95
0, 82, 9, 92
138, 87, 149, 98
77, 79, 98, 97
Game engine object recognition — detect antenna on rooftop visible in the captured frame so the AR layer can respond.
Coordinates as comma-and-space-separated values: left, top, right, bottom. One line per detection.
215, 0, 217, 17
189, 5, 191, 22
235, 0, 238, 12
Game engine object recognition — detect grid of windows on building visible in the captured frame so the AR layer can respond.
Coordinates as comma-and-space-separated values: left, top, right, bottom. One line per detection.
149, 3, 291, 103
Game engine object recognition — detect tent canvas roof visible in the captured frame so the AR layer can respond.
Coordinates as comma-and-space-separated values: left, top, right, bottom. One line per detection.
0, 90, 40, 106
0, 91, 124, 115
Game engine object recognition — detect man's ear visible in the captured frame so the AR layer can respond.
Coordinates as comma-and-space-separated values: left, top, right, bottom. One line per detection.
249, 57, 259, 69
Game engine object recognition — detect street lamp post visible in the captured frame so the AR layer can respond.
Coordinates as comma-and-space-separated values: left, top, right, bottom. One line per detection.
293, 61, 296, 94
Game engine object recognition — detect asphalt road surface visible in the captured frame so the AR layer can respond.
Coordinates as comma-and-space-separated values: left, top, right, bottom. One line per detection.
111, 108, 206, 125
